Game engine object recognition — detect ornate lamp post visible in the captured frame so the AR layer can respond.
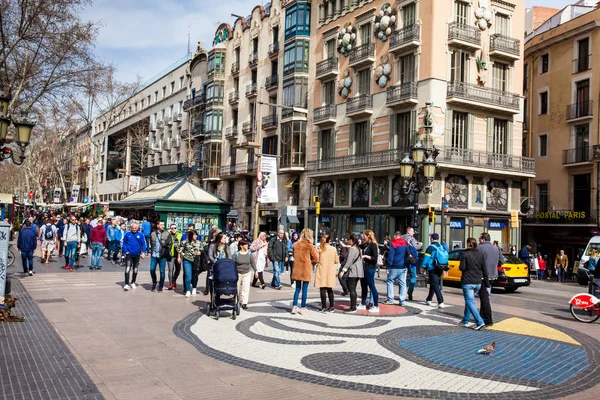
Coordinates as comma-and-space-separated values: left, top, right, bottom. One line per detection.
0, 91, 36, 165
399, 102, 438, 231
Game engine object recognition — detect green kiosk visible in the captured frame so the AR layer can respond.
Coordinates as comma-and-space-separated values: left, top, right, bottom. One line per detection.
109, 179, 231, 238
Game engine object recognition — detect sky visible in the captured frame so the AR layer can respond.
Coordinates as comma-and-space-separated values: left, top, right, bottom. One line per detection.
82, 0, 574, 84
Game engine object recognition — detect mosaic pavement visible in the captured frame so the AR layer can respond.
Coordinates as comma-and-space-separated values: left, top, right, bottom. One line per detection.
174, 299, 600, 399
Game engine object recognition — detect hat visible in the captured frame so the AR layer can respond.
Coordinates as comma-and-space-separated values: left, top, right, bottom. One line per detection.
430, 233, 440, 240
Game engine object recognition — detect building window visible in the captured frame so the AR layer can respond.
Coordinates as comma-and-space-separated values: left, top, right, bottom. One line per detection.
154, 91, 158, 103
263, 135, 278, 156
352, 121, 370, 155
492, 119, 508, 154
204, 110, 223, 134
452, 112, 468, 149
358, 68, 371, 95
392, 111, 414, 150
575, 124, 589, 152
281, 121, 306, 168
203, 142, 221, 178
577, 38, 590, 72
141, 98, 145, 108
319, 129, 335, 160
494, 13, 510, 36
282, 77, 308, 108
179, 76, 184, 89
208, 52, 225, 73
146, 95, 150, 106
325, 38, 336, 58
245, 178, 253, 207
450, 50, 468, 83
537, 183, 548, 212
359, 23, 372, 45
283, 39, 310, 76
523, 63, 528, 92
454, 0, 469, 25
322, 80, 336, 105
285, 2, 311, 40
178, 101, 183, 114
541, 53, 549, 74
402, 2, 416, 27
492, 62, 508, 91
273, 26, 279, 44
206, 81, 224, 102
539, 134, 547, 157
170, 81, 175, 94
162, 86, 166, 98
539, 91, 548, 114
398, 54, 416, 84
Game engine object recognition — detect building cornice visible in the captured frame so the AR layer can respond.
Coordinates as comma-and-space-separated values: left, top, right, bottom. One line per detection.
492, 0, 515, 10
322, 25, 340, 38
525, 20, 600, 56
356, 8, 376, 24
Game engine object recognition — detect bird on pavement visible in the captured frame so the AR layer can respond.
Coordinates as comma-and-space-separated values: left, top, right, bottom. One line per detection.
477, 341, 496, 355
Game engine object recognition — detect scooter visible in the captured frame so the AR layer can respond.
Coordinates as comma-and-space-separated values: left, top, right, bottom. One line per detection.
569, 274, 600, 323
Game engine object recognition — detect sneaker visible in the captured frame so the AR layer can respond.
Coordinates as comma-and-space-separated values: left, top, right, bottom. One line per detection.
369, 306, 380, 313
130, 283, 137, 290
474, 323, 486, 331
158, 287, 163, 293
320, 308, 327, 313
69, 267, 73, 271
345, 308, 357, 314
28, 271, 34, 276
202, 290, 209, 295
291, 307, 298, 314
168, 283, 174, 290
89, 266, 93, 270
291, 283, 296, 289
185, 291, 191, 297
460, 322, 474, 328
261, 284, 266, 290
151, 284, 157, 292
242, 304, 248, 309
437, 303, 446, 309
123, 285, 130, 291
192, 288, 197, 296
424, 300, 432, 306
276, 285, 282, 290
173, 282, 177, 289
357, 304, 367, 310
299, 308, 309, 315
327, 307, 335, 313
381, 300, 395, 305
96, 267, 102, 270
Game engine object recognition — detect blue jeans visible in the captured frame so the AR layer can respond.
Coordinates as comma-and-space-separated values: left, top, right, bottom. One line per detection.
462, 283, 484, 326
150, 257, 167, 288
426, 269, 444, 304
537, 270, 544, 280
183, 260, 193, 292
386, 268, 408, 304
107, 239, 119, 259
91, 243, 103, 268
144, 235, 150, 253
362, 268, 378, 306
21, 250, 34, 273
408, 265, 417, 292
293, 280, 309, 308
65, 242, 78, 267
557, 267, 566, 282
271, 261, 284, 287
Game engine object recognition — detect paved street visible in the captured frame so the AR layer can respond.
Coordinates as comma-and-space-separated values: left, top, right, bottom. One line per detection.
2, 252, 600, 400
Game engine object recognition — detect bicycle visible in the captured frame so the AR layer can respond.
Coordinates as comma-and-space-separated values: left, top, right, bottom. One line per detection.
569, 274, 600, 323
7, 244, 15, 267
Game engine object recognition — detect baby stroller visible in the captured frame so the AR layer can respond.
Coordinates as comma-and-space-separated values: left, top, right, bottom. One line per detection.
208, 258, 240, 320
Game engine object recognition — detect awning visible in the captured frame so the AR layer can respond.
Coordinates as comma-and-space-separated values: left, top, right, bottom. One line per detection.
0, 193, 13, 204
227, 210, 239, 219
284, 176, 298, 189
286, 215, 300, 224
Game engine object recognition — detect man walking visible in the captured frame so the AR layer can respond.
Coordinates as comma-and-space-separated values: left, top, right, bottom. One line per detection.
56, 217, 67, 257
81, 218, 92, 257
106, 220, 117, 261
382, 232, 409, 306
61, 216, 80, 271
17, 220, 37, 276
39, 218, 57, 264
122, 222, 146, 291
149, 221, 170, 292
89, 220, 106, 270
141, 216, 152, 255
112, 222, 124, 265
478, 233, 500, 326
421, 233, 446, 308
166, 224, 182, 290
555, 249, 568, 283
268, 228, 288, 290
401, 227, 423, 301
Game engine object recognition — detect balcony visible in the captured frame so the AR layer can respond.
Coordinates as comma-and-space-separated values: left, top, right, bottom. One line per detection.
225, 125, 238, 140
573, 54, 592, 73
207, 67, 225, 80
226, 161, 257, 175
268, 42, 280, 58
262, 114, 278, 130
307, 147, 535, 176
490, 34, 520, 60
316, 57, 338, 80
389, 24, 421, 53
386, 82, 418, 107
228, 91, 239, 106
242, 121, 256, 134
265, 75, 279, 91
447, 22, 481, 51
220, 164, 236, 177
447, 82, 519, 114
248, 51, 258, 66
182, 95, 205, 111
346, 94, 373, 118
231, 61, 240, 75
562, 146, 600, 165
281, 107, 308, 121
238, 133, 260, 149
204, 129, 222, 141
313, 105, 337, 125
349, 43, 375, 68
190, 122, 205, 138
566, 100, 593, 122
245, 83, 258, 98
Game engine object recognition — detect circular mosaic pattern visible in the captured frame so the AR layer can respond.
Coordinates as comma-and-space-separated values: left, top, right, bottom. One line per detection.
302, 352, 400, 376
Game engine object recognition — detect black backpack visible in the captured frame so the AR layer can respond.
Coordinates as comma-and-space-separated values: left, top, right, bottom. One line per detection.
44, 224, 54, 240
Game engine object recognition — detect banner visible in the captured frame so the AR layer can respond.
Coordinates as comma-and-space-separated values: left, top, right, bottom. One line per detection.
129, 176, 141, 194
258, 156, 278, 203
71, 184, 81, 203
53, 188, 61, 204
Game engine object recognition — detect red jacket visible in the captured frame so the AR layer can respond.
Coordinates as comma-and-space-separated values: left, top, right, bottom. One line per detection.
538, 258, 546, 271
90, 225, 106, 245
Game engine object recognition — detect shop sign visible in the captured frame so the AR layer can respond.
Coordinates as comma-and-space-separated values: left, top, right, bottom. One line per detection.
450, 219, 464, 229
261, 210, 277, 217
353, 216, 367, 224
488, 221, 506, 229
321, 217, 331, 223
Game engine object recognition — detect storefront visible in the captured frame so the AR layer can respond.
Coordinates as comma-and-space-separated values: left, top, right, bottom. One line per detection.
0, 193, 13, 221
109, 179, 231, 237
259, 210, 278, 234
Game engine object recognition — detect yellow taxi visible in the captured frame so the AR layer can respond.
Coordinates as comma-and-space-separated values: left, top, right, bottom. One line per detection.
445, 250, 530, 293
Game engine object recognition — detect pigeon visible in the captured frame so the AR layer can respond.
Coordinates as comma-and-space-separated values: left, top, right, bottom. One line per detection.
477, 341, 496, 355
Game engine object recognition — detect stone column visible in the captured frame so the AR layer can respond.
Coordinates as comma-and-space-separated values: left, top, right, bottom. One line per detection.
319, 3, 325, 24
335, 0, 341, 17
327, 0, 333, 20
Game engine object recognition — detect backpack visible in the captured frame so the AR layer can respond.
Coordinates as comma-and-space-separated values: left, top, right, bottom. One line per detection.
44, 224, 55, 240
405, 244, 418, 266
432, 242, 449, 271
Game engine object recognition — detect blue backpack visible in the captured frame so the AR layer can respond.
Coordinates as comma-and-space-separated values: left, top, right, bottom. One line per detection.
431, 242, 449, 270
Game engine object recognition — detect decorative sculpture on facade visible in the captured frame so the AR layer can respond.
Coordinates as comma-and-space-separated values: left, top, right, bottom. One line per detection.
338, 69, 352, 98
374, 2, 397, 42
375, 55, 392, 88
475, 0, 493, 31
337, 22, 357, 57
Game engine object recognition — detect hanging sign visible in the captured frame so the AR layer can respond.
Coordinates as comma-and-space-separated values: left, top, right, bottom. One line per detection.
258, 156, 278, 203
71, 184, 81, 203
53, 188, 62, 204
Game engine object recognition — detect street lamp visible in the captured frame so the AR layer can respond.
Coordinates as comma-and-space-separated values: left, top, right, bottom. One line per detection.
0, 91, 36, 165
400, 102, 438, 231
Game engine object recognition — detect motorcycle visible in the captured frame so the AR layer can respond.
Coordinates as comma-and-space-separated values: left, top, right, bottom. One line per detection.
569, 274, 600, 323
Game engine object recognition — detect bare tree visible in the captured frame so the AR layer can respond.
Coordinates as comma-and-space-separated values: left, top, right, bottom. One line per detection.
112, 119, 151, 177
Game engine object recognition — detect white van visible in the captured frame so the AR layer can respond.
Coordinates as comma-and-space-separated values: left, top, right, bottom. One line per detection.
578, 236, 600, 285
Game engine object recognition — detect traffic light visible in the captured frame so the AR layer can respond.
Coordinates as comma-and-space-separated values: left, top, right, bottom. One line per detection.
312, 195, 320, 203
428, 206, 435, 223
316, 202, 320, 215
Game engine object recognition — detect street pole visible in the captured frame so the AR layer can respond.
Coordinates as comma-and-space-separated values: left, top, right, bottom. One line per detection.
441, 196, 445, 245
253, 87, 263, 240
0, 221, 10, 298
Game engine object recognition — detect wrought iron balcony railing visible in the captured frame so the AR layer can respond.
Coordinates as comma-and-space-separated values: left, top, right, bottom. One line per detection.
262, 114, 278, 129
190, 122, 205, 137
490, 34, 520, 57
562, 146, 600, 165
566, 100, 593, 120
268, 42, 280, 57
386, 82, 418, 104
316, 57, 338, 78
248, 51, 258, 66
245, 83, 258, 97
448, 22, 481, 46
225, 125, 239, 138
231, 61, 240, 74
346, 94, 373, 114
313, 105, 337, 122
447, 82, 519, 110
183, 95, 206, 111
349, 42, 375, 65
265, 75, 279, 90
389, 24, 421, 50
242, 121, 256, 134
228, 91, 239, 104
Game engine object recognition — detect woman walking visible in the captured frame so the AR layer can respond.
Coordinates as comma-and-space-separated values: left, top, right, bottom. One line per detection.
291, 228, 319, 315
338, 234, 364, 314
315, 235, 339, 312
287, 231, 299, 287
359, 230, 379, 313
234, 240, 256, 309
177, 230, 203, 297
209, 232, 230, 262
537, 253, 546, 280
459, 237, 486, 330
250, 232, 268, 289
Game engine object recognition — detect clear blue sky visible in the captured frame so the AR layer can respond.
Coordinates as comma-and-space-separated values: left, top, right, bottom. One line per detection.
83, 0, 573, 83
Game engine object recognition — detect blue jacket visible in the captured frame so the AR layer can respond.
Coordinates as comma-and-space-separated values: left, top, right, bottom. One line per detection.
141, 221, 151, 236
106, 225, 117, 241
17, 227, 38, 251
122, 231, 146, 255
387, 237, 408, 269
56, 221, 65, 237
421, 242, 444, 272
114, 228, 123, 242
519, 246, 530, 263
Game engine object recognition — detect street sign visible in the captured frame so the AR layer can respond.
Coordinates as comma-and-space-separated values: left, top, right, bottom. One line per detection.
255, 186, 262, 198
256, 170, 263, 183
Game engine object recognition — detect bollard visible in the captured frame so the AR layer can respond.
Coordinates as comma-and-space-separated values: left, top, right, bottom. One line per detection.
0, 221, 10, 297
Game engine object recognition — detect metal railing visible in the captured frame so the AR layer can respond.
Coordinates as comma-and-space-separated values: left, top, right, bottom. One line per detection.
281, 152, 306, 169
202, 165, 220, 179
346, 94, 373, 114
573, 54, 592, 73
228, 91, 239, 104
349, 42, 375, 65
220, 165, 236, 176
316, 57, 338, 77
183, 95, 205, 111
242, 121, 256, 134
262, 114, 278, 129
245, 83, 257, 97
307, 148, 406, 173
248, 51, 258, 66
225, 126, 238, 138
386, 82, 418, 104
268, 42, 280, 57
562, 146, 598, 164
265, 75, 279, 89
566, 100, 593, 120
490, 34, 520, 56
314, 105, 337, 122
389, 24, 421, 50
190, 122, 205, 137
447, 82, 519, 110
231, 61, 240, 74
448, 22, 481, 46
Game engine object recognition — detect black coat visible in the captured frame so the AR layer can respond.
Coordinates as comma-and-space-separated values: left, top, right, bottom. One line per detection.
459, 248, 485, 285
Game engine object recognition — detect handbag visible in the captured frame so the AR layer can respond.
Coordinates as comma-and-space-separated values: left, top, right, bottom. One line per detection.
342, 251, 360, 280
